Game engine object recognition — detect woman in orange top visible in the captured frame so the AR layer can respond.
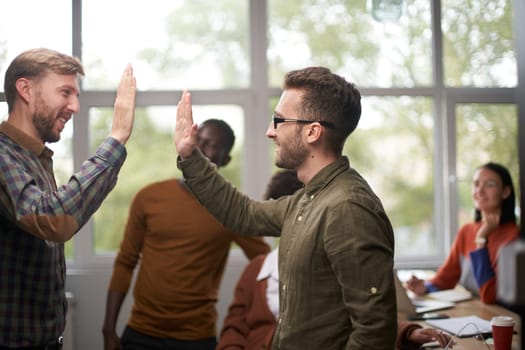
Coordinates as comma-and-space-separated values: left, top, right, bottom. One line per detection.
407, 162, 519, 304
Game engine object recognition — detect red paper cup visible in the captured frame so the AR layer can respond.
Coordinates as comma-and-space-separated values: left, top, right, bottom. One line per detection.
491, 316, 515, 350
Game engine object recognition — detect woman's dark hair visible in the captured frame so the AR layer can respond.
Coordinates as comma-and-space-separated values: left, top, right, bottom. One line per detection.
474, 162, 516, 224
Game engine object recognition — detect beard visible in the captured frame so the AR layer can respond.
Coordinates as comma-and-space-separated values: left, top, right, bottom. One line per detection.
32, 93, 62, 143
274, 128, 309, 169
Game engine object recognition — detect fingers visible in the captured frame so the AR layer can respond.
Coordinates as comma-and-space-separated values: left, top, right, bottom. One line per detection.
433, 330, 453, 348
407, 276, 426, 295
175, 90, 194, 136
111, 64, 137, 145
176, 91, 191, 123
406, 276, 420, 291
122, 64, 135, 86
174, 90, 198, 159
116, 64, 136, 103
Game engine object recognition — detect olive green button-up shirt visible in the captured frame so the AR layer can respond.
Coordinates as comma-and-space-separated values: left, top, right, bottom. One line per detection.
178, 150, 397, 350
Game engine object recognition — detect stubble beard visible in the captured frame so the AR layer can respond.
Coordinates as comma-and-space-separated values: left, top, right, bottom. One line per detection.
32, 93, 61, 143
275, 129, 308, 170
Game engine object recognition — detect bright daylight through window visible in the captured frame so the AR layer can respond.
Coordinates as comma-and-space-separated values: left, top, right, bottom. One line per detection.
0, 0, 519, 267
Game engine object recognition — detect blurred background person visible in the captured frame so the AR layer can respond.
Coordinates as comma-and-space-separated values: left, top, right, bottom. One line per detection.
217, 170, 303, 350
407, 162, 519, 304
102, 119, 270, 350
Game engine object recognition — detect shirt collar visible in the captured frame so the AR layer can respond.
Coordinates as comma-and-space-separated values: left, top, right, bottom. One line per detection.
0, 121, 53, 158
257, 248, 279, 281
303, 156, 350, 198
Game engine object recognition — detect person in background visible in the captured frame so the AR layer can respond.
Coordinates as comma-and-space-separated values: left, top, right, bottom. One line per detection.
397, 322, 452, 350
216, 171, 452, 350
0, 48, 136, 349
407, 162, 519, 304
102, 119, 270, 350
217, 169, 303, 350
174, 66, 397, 349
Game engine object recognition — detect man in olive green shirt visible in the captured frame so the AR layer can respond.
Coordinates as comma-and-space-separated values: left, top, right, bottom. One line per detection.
174, 67, 397, 349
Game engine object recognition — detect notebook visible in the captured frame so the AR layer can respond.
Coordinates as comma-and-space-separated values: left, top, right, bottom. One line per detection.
427, 285, 473, 303
394, 272, 455, 315
426, 315, 492, 337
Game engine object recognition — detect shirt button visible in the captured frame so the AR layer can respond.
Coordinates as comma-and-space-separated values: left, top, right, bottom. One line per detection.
370, 287, 378, 294
310, 194, 315, 199
297, 216, 303, 221
282, 284, 287, 291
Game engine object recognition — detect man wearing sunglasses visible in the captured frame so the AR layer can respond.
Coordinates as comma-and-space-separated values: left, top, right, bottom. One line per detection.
174, 66, 397, 350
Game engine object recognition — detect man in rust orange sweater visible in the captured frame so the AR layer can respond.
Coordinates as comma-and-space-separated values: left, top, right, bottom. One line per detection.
102, 119, 270, 350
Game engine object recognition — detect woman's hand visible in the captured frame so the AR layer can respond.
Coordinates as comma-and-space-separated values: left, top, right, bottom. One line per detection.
475, 212, 500, 248
406, 275, 426, 295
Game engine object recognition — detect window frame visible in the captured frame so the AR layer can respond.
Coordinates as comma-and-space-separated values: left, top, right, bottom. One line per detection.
0, 0, 522, 269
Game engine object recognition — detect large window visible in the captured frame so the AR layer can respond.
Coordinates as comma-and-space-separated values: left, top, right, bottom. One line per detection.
348, 97, 437, 256
0, 0, 520, 268
81, 0, 250, 90
268, 0, 433, 88
442, 0, 516, 87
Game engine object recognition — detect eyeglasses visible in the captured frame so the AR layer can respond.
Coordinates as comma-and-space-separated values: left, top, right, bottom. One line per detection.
272, 114, 335, 129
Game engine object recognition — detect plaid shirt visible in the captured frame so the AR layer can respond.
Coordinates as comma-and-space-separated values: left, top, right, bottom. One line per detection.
0, 121, 127, 347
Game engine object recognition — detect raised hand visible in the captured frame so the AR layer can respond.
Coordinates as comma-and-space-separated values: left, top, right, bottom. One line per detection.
174, 90, 198, 159
406, 275, 426, 295
477, 212, 500, 238
110, 64, 136, 145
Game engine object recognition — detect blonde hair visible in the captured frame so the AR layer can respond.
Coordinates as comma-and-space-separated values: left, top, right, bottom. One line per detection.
4, 48, 84, 112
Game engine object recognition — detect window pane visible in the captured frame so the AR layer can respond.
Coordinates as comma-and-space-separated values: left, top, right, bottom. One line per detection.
268, 0, 432, 88
442, 0, 516, 87
0, 0, 72, 90
456, 104, 518, 226
346, 97, 435, 256
48, 122, 75, 187
90, 105, 244, 254
82, 0, 249, 90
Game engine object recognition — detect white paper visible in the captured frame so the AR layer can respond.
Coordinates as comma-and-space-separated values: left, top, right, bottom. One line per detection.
426, 315, 492, 337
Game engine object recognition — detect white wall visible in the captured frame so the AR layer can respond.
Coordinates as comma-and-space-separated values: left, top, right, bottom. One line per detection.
65, 252, 251, 350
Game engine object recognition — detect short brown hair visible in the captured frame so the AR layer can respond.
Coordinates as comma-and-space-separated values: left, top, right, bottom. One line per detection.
284, 66, 361, 155
4, 48, 84, 112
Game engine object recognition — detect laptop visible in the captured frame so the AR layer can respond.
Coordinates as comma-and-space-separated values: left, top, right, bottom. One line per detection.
394, 271, 455, 316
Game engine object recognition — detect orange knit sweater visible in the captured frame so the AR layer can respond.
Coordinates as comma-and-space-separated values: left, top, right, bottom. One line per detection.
108, 179, 270, 339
